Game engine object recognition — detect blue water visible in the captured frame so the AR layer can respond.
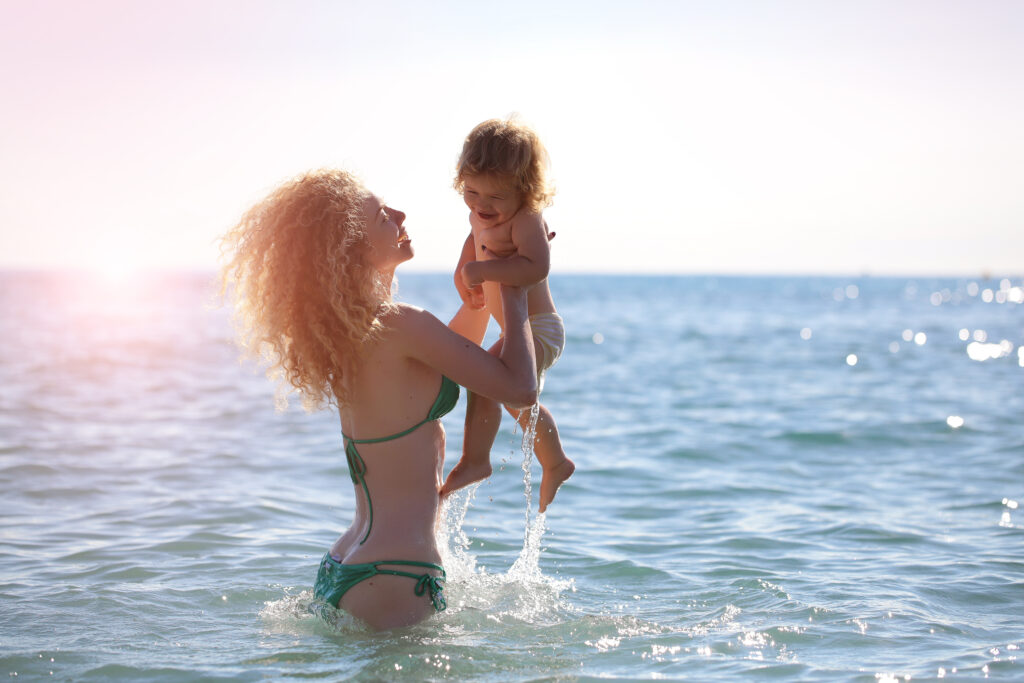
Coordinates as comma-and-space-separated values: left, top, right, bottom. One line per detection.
1, 271, 1022, 681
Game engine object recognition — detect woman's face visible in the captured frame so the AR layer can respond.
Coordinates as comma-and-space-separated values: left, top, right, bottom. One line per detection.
361, 192, 413, 271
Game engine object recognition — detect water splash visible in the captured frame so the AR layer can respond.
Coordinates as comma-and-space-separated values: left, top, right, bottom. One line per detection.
430, 403, 574, 624
509, 403, 546, 581
437, 482, 481, 581
260, 590, 366, 635
519, 406, 541, 514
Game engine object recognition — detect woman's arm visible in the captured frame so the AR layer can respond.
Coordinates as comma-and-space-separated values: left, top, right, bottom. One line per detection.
447, 301, 489, 345
396, 286, 537, 408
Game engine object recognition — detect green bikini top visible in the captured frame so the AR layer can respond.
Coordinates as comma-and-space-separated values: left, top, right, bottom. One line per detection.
342, 375, 460, 545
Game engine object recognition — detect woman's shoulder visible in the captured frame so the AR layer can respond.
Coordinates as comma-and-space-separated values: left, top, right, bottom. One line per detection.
377, 302, 443, 339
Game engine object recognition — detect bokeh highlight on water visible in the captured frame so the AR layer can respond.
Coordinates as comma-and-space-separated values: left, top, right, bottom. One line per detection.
1, 271, 1022, 681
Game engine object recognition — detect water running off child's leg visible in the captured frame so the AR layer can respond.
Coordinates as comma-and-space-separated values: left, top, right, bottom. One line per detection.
509, 404, 547, 580
514, 400, 575, 512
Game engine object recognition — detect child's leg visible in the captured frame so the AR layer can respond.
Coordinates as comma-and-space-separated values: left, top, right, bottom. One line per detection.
439, 390, 502, 497
506, 331, 575, 512
507, 402, 574, 513
440, 340, 504, 498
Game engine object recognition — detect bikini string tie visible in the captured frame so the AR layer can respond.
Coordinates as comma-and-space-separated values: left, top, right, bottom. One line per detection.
412, 572, 447, 612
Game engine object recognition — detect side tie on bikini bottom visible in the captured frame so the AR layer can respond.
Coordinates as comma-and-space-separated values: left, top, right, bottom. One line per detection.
315, 554, 447, 612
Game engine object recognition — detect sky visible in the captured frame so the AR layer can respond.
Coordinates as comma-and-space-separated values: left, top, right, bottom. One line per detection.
1, 0, 1022, 276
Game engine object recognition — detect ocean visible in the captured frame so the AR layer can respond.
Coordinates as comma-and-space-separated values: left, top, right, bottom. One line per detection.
1, 271, 1022, 682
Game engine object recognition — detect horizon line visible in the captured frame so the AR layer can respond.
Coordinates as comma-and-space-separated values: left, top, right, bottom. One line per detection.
0, 265, 1020, 281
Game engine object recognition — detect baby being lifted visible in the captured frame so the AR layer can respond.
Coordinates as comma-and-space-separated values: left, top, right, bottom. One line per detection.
440, 118, 575, 512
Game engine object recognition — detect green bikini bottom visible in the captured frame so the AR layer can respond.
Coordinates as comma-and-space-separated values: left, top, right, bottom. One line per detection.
314, 553, 447, 612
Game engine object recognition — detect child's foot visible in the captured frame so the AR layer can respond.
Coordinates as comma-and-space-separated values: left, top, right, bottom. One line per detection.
538, 458, 575, 513
439, 459, 493, 499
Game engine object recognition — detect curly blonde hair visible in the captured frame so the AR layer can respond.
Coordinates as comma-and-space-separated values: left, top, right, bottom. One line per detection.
454, 117, 554, 213
220, 169, 393, 410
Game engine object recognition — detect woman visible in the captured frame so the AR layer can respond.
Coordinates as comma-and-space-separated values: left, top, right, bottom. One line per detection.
221, 169, 537, 629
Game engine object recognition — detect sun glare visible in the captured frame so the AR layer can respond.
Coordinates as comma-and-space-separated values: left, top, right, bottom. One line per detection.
88, 244, 140, 284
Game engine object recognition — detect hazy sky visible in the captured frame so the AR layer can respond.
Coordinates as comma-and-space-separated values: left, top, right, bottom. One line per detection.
1, 0, 1021, 275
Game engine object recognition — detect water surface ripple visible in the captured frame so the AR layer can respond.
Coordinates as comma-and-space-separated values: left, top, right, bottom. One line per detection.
1, 271, 1022, 681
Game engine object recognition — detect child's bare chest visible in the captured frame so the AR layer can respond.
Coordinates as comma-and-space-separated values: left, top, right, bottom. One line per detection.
473, 223, 516, 258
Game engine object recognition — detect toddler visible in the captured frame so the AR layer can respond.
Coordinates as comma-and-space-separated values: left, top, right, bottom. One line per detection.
439, 118, 575, 512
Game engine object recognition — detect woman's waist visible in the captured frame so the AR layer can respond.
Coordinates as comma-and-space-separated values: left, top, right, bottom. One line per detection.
340, 533, 442, 566
353, 484, 440, 531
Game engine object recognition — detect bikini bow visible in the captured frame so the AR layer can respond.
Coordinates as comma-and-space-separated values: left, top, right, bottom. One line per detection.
413, 573, 447, 611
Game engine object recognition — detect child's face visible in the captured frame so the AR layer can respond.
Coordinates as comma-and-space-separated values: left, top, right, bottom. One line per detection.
462, 174, 521, 228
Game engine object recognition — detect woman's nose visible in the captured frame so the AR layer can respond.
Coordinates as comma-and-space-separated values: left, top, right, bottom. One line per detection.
392, 208, 406, 225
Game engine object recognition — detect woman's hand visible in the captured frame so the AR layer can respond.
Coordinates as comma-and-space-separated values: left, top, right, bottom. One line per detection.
456, 268, 486, 308
454, 233, 486, 309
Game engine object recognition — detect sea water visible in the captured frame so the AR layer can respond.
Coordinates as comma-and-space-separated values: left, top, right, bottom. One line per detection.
1, 271, 1022, 682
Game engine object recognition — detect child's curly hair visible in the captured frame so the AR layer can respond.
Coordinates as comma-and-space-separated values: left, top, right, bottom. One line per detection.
454, 117, 554, 213
220, 169, 393, 410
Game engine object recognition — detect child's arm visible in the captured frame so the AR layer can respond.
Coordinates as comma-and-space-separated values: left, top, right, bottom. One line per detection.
454, 232, 485, 309
462, 212, 550, 288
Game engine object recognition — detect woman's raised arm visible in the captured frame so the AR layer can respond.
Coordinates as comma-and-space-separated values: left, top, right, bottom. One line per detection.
395, 285, 537, 408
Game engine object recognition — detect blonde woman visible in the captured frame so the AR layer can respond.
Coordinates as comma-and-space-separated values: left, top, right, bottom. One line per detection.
221, 169, 537, 629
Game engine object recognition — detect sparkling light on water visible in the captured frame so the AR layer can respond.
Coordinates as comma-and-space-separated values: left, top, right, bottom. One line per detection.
967, 340, 1014, 362
4, 272, 1024, 681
